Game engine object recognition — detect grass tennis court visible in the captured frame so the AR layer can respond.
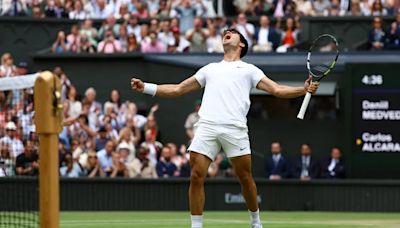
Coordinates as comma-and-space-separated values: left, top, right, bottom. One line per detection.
60, 211, 400, 228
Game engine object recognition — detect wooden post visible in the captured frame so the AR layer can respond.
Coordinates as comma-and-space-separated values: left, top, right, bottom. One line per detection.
34, 71, 63, 228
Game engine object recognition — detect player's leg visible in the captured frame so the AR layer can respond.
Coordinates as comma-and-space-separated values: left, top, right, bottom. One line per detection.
230, 155, 258, 211
187, 123, 220, 228
230, 155, 262, 228
189, 151, 212, 215
219, 127, 262, 227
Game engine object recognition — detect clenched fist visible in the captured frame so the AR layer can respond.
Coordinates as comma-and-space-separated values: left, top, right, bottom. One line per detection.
131, 78, 144, 93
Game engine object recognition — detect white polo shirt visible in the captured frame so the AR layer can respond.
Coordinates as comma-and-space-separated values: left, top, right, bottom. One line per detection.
194, 60, 265, 128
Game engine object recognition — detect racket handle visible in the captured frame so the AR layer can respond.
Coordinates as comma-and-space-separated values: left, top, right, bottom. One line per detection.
297, 92, 312, 120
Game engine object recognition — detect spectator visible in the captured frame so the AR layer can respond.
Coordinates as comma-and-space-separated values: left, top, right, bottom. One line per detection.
0, 53, 17, 77
276, 17, 301, 53
135, 1, 149, 19
158, 20, 174, 46
66, 85, 82, 119
106, 0, 123, 17
253, 15, 279, 52
79, 35, 96, 53
31, 5, 44, 18
292, 143, 320, 180
360, 0, 372, 16
140, 24, 150, 42
67, 25, 81, 53
206, 24, 223, 53
0, 0, 28, 16
186, 17, 208, 52
140, 129, 162, 165
117, 142, 133, 164
184, 100, 201, 141
294, 0, 315, 16
80, 19, 98, 48
115, 3, 130, 20
51, 31, 69, 53
0, 122, 24, 159
126, 33, 141, 52
172, 0, 197, 33
148, 0, 161, 18
233, 13, 255, 48
127, 15, 142, 42
328, 0, 341, 16
157, 0, 172, 19
98, 15, 120, 40
384, 20, 400, 49
273, 0, 290, 18
118, 24, 129, 52
84, 151, 105, 177
368, 17, 386, 50
128, 147, 158, 178
125, 102, 147, 129
0, 142, 14, 176
16, 61, 29, 75
251, 0, 274, 16
141, 31, 167, 53
110, 151, 129, 177
118, 127, 138, 157
265, 141, 290, 180
149, 18, 160, 33
60, 152, 83, 177
97, 140, 115, 176
95, 126, 110, 151
15, 140, 38, 176
321, 147, 345, 179
156, 146, 178, 178
168, 27, 191, 53
93, 0, 113, 19
97, 29, 122, 53
127, 0, 140, 15
45, 0, 68, 18
349, 1, 363, 16
313, 0, 331, 16
371, 0, 388, 16
69, 0, 88, 19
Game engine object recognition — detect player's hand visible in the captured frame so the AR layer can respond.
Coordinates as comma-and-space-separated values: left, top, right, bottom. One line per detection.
131, 78, 144, 93
304, 76, 319, 95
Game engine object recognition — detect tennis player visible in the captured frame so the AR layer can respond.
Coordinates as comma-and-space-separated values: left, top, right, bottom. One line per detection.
131, 28, 319, 228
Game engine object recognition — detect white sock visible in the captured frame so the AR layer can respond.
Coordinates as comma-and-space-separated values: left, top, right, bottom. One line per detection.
191, 215, 203, 228
249, 209, 261, 225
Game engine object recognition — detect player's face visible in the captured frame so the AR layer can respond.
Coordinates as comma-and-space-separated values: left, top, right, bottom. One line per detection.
222, 30, 241, 47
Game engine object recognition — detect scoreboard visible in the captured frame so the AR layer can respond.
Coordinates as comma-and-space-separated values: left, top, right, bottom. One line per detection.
349, 63, 400, 178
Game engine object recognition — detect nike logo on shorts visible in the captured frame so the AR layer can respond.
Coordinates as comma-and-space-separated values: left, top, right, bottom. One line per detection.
240, 147, 246, 151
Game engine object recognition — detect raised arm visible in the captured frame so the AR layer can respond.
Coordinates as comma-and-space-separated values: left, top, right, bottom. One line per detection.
131, 76, 201, 98
256, 76, 319, 98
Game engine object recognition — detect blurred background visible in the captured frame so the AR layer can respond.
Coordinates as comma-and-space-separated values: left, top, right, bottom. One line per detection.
0, 0, 400, 221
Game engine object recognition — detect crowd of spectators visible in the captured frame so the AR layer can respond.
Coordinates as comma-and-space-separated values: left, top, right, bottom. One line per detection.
1, 0, 399, 19
28, 1, 393, 53
50, 13, 304, 54
367, 14, 400, 50
265, 141, 345, 180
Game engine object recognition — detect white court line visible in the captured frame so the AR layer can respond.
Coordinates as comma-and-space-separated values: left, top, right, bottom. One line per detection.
60, 218, 400, 227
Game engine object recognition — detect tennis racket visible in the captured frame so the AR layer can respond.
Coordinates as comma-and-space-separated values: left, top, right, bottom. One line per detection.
297, 34, 339, 120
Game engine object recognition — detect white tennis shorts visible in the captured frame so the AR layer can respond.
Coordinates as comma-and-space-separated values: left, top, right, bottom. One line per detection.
188, 122, 251, 161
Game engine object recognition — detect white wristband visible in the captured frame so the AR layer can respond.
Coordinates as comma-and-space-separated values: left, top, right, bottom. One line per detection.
143, 83, 157, 96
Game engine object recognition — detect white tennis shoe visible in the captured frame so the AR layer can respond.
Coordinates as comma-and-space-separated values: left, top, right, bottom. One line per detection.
251, 223, 263, 228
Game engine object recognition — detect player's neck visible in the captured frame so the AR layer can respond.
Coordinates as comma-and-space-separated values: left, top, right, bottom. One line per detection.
223, 52, 241, 62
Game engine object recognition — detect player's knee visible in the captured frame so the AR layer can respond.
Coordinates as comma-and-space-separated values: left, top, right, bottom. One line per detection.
190, 168, 206, 185
237, 171, 254, 185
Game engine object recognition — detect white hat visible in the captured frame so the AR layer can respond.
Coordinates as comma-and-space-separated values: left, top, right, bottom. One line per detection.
5, 122, 17, 131
118, 142, 130, 151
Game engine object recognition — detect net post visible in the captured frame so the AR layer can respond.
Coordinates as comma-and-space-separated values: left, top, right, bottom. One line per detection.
34, 71, 63, 228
